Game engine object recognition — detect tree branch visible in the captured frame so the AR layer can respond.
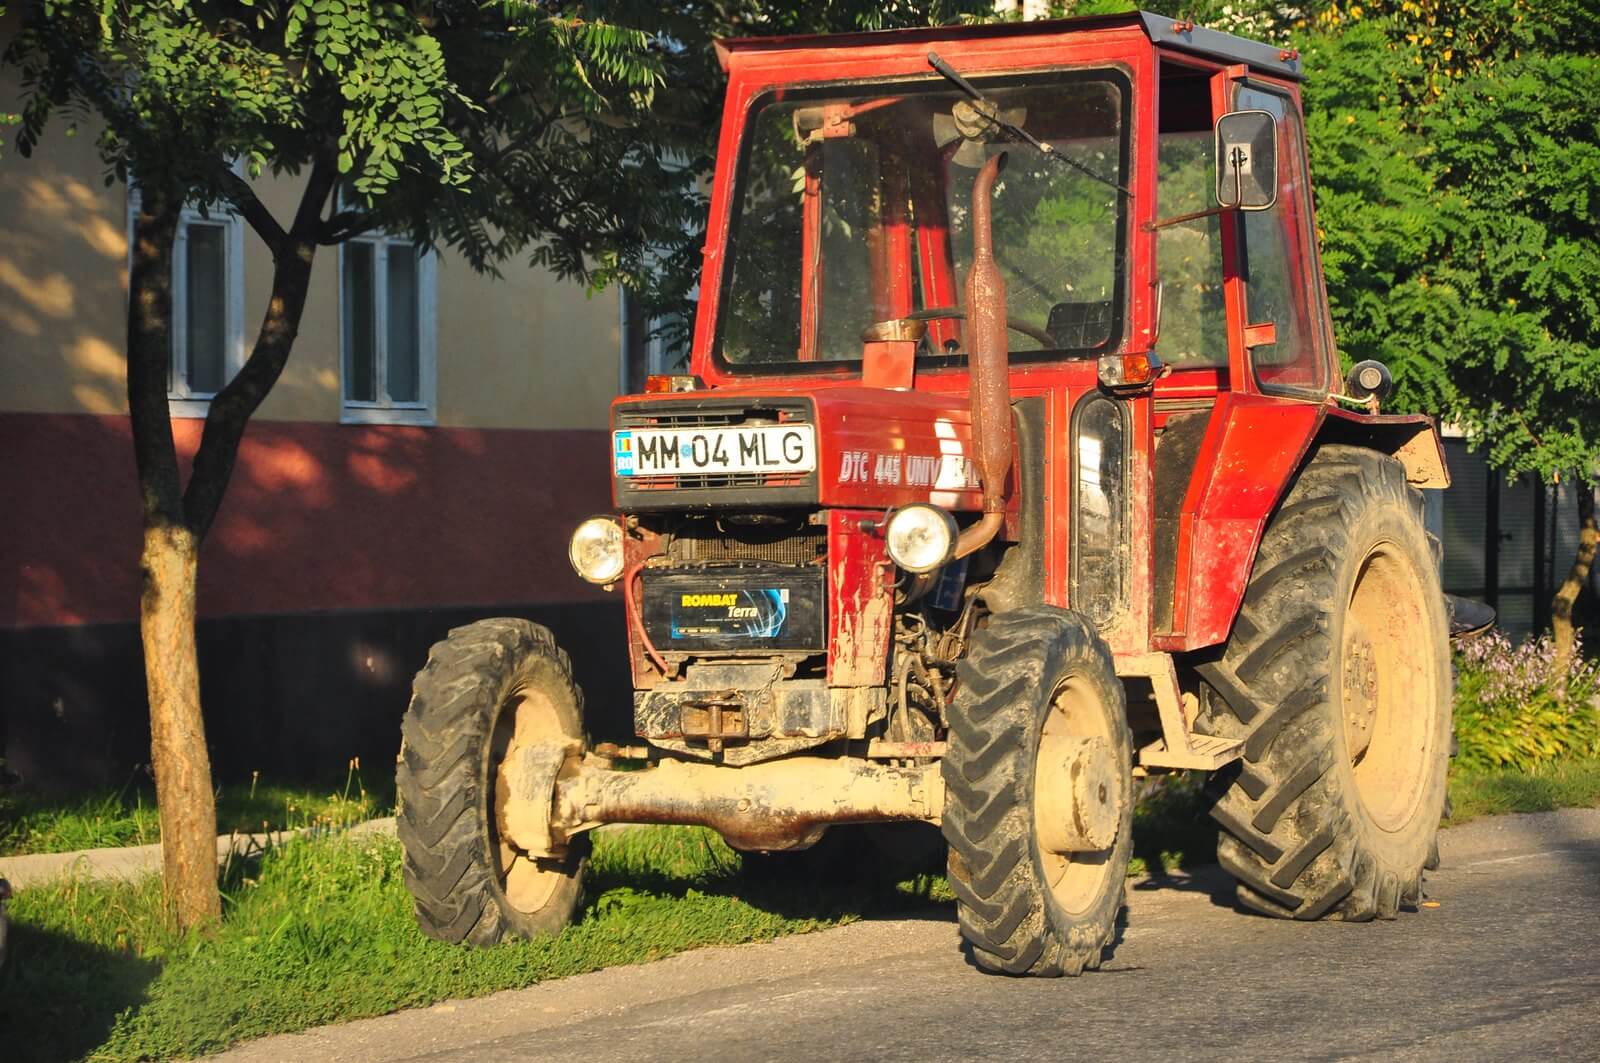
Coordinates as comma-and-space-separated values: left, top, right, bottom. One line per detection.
291, 154, 339, 239
220, 169, 287, 252
126, 183, 185, 528
317, 208, 380, 245
182, 154, 336, 541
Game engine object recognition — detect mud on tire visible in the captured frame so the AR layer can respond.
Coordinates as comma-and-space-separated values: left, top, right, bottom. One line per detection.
397, 618, 588, 945
942, 607, 1133, 976
1199, 445, 1451, 921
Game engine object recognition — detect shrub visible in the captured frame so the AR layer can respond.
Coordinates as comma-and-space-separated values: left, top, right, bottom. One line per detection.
1453, 630, 1600, 771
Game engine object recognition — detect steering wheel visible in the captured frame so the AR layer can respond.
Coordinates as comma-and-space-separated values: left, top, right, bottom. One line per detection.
860, 306, 1055, 349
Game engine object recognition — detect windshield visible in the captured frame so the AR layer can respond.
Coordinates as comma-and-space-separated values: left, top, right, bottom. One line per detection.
717, 71, 1129, 370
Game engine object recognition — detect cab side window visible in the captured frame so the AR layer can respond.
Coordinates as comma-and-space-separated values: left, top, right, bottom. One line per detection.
1156, 72, 1227, 369
1233, 85, 1329, 396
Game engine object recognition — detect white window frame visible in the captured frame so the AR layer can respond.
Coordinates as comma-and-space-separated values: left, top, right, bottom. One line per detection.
338, 230, 438, 426
125, 186, 247, 419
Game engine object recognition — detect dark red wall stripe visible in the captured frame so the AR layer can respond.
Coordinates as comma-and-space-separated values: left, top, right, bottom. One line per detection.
1, 412, 614, 628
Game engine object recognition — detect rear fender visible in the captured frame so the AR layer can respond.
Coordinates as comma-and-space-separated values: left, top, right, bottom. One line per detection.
1317, 407, 1450, 489
1156, 398, 1449, 653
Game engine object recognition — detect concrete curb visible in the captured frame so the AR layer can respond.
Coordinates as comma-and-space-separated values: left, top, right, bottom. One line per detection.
0, 816, 397, 891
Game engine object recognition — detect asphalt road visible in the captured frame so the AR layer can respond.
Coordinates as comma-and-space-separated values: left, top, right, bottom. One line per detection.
215, 809, 1600, 1063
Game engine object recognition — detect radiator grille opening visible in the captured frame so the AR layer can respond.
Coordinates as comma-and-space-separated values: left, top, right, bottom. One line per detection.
667, 524, 827, 565
615, 402, 807, 431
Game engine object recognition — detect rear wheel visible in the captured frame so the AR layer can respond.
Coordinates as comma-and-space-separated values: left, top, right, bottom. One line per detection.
943, 607, 1133, 976
398, 618, 588, 944
1199, 445, 1450, 920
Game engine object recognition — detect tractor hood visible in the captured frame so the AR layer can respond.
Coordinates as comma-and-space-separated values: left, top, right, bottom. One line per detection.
610, 386, 986, 513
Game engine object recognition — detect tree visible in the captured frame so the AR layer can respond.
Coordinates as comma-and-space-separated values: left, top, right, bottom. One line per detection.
1295, 2, 1600, 656
6, 0, 672, 931
4, 0, 984, 930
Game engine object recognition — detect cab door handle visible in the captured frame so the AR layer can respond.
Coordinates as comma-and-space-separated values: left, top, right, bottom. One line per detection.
1243, 321, 1278, 348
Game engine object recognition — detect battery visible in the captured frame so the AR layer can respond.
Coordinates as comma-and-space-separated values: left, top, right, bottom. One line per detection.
641, 566, 826, 652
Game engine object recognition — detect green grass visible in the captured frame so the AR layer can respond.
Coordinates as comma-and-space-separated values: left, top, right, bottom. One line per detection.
0, 825, 930, 1062
0, 770, 387, 857
1444, 756, 1600, 825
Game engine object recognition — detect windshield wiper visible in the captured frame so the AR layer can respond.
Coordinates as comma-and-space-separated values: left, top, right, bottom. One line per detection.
927, 51, 1130, 198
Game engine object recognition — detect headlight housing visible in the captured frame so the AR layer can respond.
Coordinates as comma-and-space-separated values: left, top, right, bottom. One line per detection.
568, 516, 625, 584
884, 504, 958, 574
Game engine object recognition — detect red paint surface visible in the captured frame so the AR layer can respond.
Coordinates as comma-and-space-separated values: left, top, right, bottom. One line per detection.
1156, 394, 1324, 652
826, 508, 895, 687
1, 412, 612, 629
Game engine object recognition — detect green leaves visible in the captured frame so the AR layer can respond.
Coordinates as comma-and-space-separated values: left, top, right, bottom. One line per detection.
1454, 630, 1600, 771
1302, 2, 1600, 482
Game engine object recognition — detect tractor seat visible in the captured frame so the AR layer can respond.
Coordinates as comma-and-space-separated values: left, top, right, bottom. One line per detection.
1047, 300, 1115, 351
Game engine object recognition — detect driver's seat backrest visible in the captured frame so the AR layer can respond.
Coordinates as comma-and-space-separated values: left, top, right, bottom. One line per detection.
1047, 300, 1115, 351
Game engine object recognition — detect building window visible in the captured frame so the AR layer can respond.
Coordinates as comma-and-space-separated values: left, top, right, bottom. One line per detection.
339, 232, 436, 425
126, 190, 247, 418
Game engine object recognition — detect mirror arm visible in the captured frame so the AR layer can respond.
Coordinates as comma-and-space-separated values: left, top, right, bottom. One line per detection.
1143, 205, 1231, 232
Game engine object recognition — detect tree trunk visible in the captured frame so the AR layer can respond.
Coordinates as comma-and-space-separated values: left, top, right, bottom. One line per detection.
128, 185, 221, 929
122, 161, 333, 930
139, 523, 220, 926
1553, 475, 1598, 669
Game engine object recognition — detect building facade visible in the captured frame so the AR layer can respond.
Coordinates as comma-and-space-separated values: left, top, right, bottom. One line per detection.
0, 60, 635, 790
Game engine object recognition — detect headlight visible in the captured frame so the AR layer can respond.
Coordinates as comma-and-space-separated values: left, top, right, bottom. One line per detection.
568, 516, 625, 584
884, 504, 958, 574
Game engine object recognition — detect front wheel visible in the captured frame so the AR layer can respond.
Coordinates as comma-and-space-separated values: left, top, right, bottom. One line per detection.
397, 618, 588, 945
942, 607, 1133, 976
1199, 445, 1451, 920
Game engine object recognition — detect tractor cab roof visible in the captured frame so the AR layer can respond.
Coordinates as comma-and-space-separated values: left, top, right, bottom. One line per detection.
715, 10, 1303, 82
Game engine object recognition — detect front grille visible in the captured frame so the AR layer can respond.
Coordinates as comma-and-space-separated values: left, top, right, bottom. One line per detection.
668, 525, 827, 565
615, 399, 809, 432
631, 472, 810, 492
613, 396, 819, 509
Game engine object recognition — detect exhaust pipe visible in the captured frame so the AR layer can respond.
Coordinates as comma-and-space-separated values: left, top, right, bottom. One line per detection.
956, 151, 1013, 559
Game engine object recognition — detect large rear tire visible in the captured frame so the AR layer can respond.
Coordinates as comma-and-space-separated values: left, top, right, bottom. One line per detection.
943, 607, 1133, 976
397, 618, 588, 945
1199, 445, 1450, 921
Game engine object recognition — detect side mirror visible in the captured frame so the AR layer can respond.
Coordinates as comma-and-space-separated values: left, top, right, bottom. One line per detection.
1215, 110, 1278, 211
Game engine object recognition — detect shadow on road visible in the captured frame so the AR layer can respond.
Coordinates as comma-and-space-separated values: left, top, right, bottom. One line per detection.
1130, 862, 1233, 901
586, 822, 956, 928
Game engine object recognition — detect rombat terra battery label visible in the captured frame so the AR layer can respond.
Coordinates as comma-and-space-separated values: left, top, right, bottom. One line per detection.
641, 569, 825, 652
671, 588, 789, 639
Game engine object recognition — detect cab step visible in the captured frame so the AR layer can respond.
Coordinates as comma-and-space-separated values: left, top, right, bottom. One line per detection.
1116, 652, 1244, 774
1138, 733, 1243, 770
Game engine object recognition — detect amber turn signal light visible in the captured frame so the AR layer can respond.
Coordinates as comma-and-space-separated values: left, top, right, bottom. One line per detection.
644, 374, 700, 393
1097, 352, 1164, 389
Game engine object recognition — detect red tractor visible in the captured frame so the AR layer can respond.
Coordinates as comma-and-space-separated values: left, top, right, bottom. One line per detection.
398, 11, 1456, 976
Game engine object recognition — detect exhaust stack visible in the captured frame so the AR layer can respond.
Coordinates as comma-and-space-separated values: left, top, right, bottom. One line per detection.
956, 151, 1013, 559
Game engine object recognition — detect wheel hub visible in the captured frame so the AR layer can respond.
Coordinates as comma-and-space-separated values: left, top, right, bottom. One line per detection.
1342, 617, 1380, 763
1037, 735, 1120, 853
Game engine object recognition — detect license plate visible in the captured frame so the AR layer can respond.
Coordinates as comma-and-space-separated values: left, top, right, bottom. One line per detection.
613, 424, 816, 479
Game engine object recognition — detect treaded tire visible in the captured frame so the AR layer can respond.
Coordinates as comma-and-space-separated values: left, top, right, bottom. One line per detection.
398, 618, 588, 945
943, 607, 1133, 976
1198, 445, 1450, 922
